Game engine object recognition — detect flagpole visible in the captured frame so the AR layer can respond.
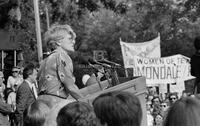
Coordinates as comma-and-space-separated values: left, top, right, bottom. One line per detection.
33, 0, 43, 63
119, 38, 129, 77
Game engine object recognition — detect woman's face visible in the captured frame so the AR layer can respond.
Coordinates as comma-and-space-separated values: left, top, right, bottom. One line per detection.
146, 101, 152, 110
60, 31, 76, 52
155, 114, 163, 125
160, 102, 168, 112
12, 71, 19, 77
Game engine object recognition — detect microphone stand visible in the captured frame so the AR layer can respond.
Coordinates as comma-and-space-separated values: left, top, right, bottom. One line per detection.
103, 67, 112, 88
95, 76, 103, 90
97, 59, 120, 87
89, 63, 104, 90
110, 65, 120, 86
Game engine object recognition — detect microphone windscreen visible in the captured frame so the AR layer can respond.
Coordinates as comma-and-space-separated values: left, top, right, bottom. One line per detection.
88, 58, 97, 64
76, 55, 90, 65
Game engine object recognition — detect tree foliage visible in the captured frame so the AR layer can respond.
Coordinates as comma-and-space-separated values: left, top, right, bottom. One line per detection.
1, 0, 200, 85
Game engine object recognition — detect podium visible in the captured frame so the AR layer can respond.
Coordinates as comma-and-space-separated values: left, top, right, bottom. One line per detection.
80, 76, 147, 126
44, 76, 147, 126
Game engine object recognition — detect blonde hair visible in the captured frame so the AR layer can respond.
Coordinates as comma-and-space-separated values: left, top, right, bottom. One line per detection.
44, 24, 76, 50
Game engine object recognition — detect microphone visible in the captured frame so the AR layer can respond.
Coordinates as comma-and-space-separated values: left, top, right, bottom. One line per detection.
76, 55, 111, 68
98, 59, 121, 67
88, 58, 111, 68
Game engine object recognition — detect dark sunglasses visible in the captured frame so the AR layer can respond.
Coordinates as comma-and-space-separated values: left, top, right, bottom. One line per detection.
161, 104, 167, 107
170, 97, 177, 100
12, 71, 19, 73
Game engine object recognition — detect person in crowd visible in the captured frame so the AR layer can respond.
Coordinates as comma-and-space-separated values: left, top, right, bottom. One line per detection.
5, 88, 17, 126
190, 36, 200, 94
0, 73, 12, 126
37, 24, 83, 107
23, 100, 50, 126
146, 100, 153, 113
6, 81, 19, 111
15, 63, 38, 126
57, 101, 100, 126
160, 100, 169, 117
152, 95, 161, 107
44, 98, 75, 126
7, 67, 23, 92
164, 97, 200, 126
146, 94, 154, 102
7, 87, 17, 110
0, 95, 14, 126
168, 92, 178, 106
93, 91, 142, 126
146, 101, 153, 126
149, 87, 158, 96
0, 71, 14, 126
0, 71, 5, 99
154, 114, 163, 126
151, 96, 162, 118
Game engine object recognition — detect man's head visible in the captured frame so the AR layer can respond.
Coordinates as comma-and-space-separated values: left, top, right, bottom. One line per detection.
23, 63, 37, 83
152, 96, 160, 106
57, 101, 100, 126
23, 100, 50, 126
93, 91, 142, 126
44, 24, 76, 52
164, 97, 200, 126
169, 93, 178, 104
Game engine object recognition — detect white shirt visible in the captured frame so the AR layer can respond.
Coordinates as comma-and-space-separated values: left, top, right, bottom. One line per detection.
7, 75, 23, 90
25, 80, 38, 99
7, 92, 16, 110
147, 111, 154, 126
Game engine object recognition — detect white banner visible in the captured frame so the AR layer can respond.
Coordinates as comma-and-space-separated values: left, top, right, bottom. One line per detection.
133, 54, 194, 86
120, 34, 161, 68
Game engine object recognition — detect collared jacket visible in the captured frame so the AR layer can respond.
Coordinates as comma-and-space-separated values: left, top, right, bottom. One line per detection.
15, 80, 36, 126
37, 47, 82, 100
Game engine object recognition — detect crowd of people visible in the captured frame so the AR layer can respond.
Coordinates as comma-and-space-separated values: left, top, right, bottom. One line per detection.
1, 67, 200, 126
145, 86, 200, 126
1, 23, 200, 126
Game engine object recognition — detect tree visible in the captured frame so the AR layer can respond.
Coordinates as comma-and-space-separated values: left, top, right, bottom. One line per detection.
2, 0, 200, 86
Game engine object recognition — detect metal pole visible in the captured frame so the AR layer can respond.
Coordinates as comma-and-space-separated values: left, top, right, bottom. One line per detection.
45, 5, 50, 30
1, 51, 4, 70
33, 0, 43, 63
14, 50, 16, 67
